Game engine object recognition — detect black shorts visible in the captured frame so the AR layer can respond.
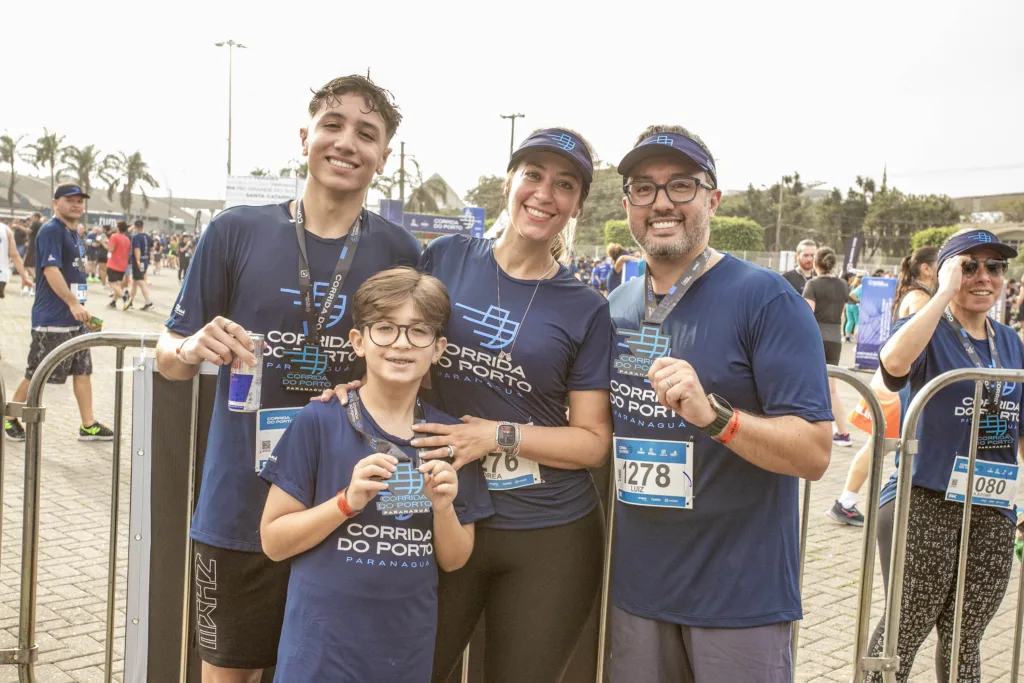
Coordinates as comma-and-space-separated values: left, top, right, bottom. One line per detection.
823, 340, 843, 366
192, 541, 290, 669
26, 328, 92, 383
131, 261, 149, 281
97, 250, 108, 264
107, 268, 125, 283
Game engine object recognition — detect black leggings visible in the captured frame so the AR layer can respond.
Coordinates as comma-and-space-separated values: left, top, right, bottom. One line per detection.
432, 507, 604, 683
866, 487, 1014, 683
178, 255, 190, 282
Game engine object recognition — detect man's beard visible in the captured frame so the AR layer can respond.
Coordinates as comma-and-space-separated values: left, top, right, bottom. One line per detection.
629, 208, 711, 260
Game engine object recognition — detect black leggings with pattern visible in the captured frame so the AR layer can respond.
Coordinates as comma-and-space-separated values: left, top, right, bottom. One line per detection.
866, 486, 1014, 683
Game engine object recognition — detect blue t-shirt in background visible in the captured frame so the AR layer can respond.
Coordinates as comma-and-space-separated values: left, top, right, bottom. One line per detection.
591, 261, 611, 288
32, 217, 86, 328
260, 397, 492, 682
608, 255, 833, 628
420, 235, 613, 529
879, 315, 1024, 520
166, 202, 421, 551
131, 232, 153, 262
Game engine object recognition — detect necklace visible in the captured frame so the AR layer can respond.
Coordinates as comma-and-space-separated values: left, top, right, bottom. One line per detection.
494, 247, 558, 364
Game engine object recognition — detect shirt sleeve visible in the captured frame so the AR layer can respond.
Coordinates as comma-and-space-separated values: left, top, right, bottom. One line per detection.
165, 223, 232, 336
748, 291, 833, 421
878, 316, 925, 392
567, 302, 614, 391
452, 460, 494, 525
258, 404, 322, 508
33, 226, 63, 270
417, 235, 450, 275
803, 279, 818, 301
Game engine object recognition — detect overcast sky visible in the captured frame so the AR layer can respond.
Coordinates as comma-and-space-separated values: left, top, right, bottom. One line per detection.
6, 0, 1022, 206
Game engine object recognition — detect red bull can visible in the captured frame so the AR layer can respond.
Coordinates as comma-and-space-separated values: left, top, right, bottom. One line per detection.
228, 333, 264, 412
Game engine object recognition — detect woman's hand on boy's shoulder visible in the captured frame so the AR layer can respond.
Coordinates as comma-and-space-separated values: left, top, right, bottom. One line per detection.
310, 379, 364, 404
411, 416, 497, 471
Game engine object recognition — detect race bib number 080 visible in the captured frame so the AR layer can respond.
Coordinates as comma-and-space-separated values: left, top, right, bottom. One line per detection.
614, 436, 693, 509
945, 456, 1019, 509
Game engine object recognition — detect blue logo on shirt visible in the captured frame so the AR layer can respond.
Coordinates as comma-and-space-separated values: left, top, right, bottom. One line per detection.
456, 303, 520, 350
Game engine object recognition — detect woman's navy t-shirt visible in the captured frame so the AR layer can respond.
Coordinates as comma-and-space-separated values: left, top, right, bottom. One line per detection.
419, 235, 613, 529
879, 314, 1024, 520
260, 397, 493, 682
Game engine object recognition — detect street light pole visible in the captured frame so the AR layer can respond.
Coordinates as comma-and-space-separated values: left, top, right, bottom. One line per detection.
500, 113, 525, 157
215, 39, 247, 176
775, 176, 785, 251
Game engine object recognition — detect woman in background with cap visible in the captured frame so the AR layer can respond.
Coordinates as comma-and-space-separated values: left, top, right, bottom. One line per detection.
866, 229, 1024, 683
321, 128, 613, 682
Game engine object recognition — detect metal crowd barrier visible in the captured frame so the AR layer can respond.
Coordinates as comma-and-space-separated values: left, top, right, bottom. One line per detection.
864, 367, 1024, 683
0, 332, 161, 683
595, 365, 890, 682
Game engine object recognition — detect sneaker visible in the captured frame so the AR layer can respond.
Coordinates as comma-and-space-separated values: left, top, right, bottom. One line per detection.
108, 300, 117, 309
827, 500, 865, 527
4, 418, 26, 442
124, 300, 133, 310
79, 422, 114, 441
141, 302, 154, 311
833, 432, 853, 447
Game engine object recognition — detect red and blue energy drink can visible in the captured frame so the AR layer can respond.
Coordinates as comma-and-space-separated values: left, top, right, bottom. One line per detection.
228, 333, 264, 412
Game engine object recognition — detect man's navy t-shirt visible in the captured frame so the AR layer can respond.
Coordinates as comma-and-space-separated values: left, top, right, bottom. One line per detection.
131, 232, 153, 262
420, 235, 613, 529
260, 397, 492, 682
879, 315, 1024, 521
32, 217, 86, 328
608, 254, 833, 627
166, 202, 421, 551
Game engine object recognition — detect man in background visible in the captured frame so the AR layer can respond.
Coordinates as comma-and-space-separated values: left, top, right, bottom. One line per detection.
783, 238, 817, 293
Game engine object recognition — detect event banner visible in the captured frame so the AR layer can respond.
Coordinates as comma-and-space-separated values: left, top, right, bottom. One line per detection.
854, 277, 897, 371
842, 231, 865, 273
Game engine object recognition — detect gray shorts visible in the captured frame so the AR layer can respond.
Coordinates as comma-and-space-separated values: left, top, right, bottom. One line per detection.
608, 606, 793, 683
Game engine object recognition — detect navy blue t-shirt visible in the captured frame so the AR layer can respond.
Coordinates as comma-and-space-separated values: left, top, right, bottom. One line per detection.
32, 217, 86, 328
260, 397, 492, 682
608, 255, 833, 628
131, 232, 153, 262
166, 202, 421, 551
420, 235, 613, 529
879, 315, 1024, 520
591, 261, 611, 288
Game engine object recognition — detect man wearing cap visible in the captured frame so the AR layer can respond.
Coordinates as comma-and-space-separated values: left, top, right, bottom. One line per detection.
606, 126, 833, 683
4, 183, 114, 443
126, 219, 154, 311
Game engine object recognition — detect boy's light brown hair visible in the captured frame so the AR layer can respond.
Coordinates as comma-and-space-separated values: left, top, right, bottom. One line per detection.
352, 267, 450, 332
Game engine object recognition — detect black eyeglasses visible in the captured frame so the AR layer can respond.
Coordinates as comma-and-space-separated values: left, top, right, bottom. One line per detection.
364, 321, 438, 348
623, 177, 715, 206
962, 258, 1008, 277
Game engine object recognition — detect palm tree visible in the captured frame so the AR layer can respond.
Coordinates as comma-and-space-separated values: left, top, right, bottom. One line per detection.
281, 162, 310, 180
60, 144, 104, 220
0, 132, 26, 215
250, 168, 271, 177
102, 151, 160, 219
22, 128, 65, 199
405, 175, 451, 214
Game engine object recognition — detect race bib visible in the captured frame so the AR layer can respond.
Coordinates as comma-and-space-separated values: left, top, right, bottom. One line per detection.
482, 451, 542, 490
255, 407, 303, 474
945, 456, 1019, 509
614, 436, 693, 509
74, 283, 88, 304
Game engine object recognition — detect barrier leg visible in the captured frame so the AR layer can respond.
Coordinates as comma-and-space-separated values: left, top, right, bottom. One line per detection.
1011, 554, 1024, 683
103, 347, 126, 683
595, 468, 616, 683
948, 381, 984, 683
793, 478, 812, 670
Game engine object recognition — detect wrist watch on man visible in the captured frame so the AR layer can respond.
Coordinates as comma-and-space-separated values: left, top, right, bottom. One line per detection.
495, 421, 522, 457
699, 394, 737, 441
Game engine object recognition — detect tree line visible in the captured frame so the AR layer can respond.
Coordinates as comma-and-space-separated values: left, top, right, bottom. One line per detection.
1, 128, 159, 220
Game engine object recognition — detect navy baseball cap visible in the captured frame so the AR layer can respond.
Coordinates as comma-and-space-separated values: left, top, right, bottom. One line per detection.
617, 132, 718, 189
53, 184, 90, 200
508, 128, 593, 190
937, 229, 1017, 268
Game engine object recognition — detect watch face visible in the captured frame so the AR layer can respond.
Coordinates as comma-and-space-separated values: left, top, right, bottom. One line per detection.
497, 424, 517, 447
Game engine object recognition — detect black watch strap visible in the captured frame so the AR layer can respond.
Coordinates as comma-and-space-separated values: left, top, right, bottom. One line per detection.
699, 394, 734, 438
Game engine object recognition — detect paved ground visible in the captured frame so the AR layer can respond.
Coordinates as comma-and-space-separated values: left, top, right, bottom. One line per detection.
0, 267, 1022, 682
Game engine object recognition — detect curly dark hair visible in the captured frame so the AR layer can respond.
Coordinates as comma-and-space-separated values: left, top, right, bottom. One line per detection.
308, 75, 402, 140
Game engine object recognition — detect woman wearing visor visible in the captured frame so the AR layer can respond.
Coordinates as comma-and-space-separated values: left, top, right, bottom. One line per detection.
321, 128, 613, 682
867, 229, 1024, 683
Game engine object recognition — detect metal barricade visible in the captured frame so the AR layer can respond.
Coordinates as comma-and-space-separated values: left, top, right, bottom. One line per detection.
864, 367, 1024, 683
594, 365, 890, 683
0, 332, 161, 682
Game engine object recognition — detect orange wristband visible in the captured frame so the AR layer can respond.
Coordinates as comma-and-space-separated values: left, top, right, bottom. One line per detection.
336, 488, 359, 518
715, 411, 740, 445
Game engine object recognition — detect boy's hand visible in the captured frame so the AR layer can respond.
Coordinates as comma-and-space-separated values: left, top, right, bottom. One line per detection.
420, 459, 458, 514
348, 453, 398, 511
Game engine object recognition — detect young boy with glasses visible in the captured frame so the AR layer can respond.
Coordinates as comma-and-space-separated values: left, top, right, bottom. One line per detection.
259, 267, 492, 682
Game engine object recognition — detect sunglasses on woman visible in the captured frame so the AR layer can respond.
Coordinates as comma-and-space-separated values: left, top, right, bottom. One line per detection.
961, 258, 1008, 277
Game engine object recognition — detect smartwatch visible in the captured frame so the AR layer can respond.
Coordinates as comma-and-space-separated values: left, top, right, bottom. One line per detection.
495, 421, 521, 457
699, 394, 735, 439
